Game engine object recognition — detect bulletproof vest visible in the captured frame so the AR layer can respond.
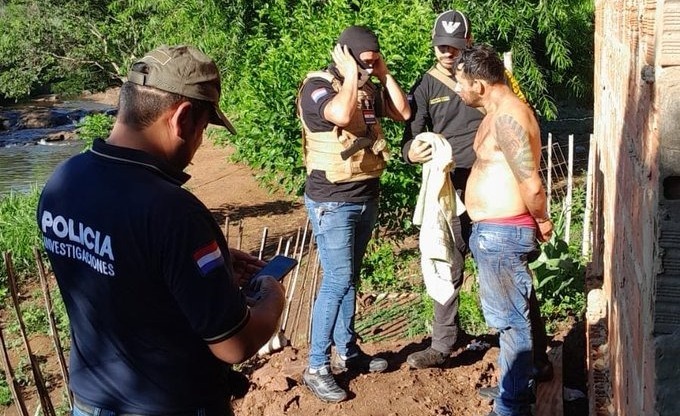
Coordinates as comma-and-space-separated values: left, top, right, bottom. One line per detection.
298, 70, 389, 183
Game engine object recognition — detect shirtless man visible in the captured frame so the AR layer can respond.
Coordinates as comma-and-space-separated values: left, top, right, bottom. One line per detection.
454, 44, 553, 416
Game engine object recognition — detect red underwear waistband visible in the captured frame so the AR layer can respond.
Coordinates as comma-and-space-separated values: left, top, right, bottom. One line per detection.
479, 212, 537, 228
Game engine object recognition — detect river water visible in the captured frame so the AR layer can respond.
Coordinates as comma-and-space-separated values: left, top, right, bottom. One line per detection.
0, 97, 114, 198
0, 141, 82, 196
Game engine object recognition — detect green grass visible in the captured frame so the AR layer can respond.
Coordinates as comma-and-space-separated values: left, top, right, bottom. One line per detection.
360, 238, 420, 293
0, 376, 10, 406
356, 294, 431, 343
459, 286, 488, 336
0, 188, 70, 407
0, 187, 43, 288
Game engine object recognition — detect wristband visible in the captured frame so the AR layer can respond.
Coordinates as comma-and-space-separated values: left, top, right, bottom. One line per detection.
535, 217, 551, 224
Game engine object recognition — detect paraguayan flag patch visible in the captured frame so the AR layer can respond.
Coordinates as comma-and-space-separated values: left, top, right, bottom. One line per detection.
311, 87, 329, 103
193, 241, 225, 276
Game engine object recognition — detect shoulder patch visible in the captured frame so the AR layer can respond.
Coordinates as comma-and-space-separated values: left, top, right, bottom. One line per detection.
193, 241, 225, 276
311, 87, 329, 103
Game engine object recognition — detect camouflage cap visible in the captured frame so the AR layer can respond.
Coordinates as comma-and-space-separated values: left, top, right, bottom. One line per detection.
127, 45, 236, 134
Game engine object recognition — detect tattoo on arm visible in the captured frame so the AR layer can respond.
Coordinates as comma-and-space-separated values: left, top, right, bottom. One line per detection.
495, 114, 535, 181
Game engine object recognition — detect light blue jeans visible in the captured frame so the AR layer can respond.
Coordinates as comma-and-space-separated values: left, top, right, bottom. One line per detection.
305, 194, 378, 369
469, 222, 536, 416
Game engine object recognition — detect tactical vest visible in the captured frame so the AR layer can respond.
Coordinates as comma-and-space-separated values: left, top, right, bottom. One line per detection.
298, 71, 389, 184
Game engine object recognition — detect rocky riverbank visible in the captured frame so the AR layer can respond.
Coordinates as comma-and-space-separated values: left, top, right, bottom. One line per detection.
0, 92, 117, 147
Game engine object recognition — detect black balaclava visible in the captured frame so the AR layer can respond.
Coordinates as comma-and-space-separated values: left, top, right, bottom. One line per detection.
337, 25, 380, 69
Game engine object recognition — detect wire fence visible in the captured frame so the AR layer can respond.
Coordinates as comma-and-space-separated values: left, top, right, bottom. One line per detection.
539, 132, 594, 256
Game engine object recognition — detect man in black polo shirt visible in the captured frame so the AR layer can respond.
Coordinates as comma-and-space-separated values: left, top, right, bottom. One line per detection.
37, 45, 285, 415
401, 11, 553, 384
401, 9, 484, 370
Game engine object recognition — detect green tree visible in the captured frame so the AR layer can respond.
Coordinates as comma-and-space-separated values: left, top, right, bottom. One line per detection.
446, 0, 595, 117
0, 1, 127, 99
0, 0, 594, 231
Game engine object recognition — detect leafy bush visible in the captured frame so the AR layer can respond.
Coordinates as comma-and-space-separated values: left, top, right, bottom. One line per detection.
360, 239, 401, 292
76, 113, 115, 150
0, 1, 124, 100
531, 197, 587, 324
448, 0, 595, 117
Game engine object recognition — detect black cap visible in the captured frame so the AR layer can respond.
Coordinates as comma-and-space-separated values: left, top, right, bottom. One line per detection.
337, 25, 380, 69
431, 10, 471, 50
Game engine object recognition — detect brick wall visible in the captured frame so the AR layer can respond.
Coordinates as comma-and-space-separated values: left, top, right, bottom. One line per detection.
592, 0, 680, 414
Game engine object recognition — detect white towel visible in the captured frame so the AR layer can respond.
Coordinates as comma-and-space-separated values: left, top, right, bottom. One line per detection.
412, 133, 464, 305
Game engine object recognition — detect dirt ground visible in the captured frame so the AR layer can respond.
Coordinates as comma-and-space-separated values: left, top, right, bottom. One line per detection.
1, 88, 588, 415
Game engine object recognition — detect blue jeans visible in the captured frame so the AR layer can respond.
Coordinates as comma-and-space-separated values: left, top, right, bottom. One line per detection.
305, 194, 378, 369
469, 222, 536, 416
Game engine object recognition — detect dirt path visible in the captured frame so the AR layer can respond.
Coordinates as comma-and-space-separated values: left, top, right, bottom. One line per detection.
185, 139, 307, 256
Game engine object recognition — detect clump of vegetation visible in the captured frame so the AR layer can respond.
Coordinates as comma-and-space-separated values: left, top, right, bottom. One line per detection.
0, 188, 43, 285
459, 286, 488, 336
360, 238, 420, 293
76, 113, 115, 150
531, 188, 588, 329
0, 374, 10, 406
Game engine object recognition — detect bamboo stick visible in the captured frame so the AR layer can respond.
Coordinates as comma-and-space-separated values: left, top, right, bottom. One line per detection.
236, 219, 244, 250
565, 135, 574, 243
582, 134, 595, 257
547, 133, 553, 213
33, 248, 72, 409
290, 237, 316, 344
0, 323, 29, 416
3, 252, 57, 416
258, 227, 268, 260
281, 237, 294, 298
281, 221, 309, 332
291, 227, 302, 259
223, 215, 230, 242
284, 238, 292, 257
275, 237, 283, 256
